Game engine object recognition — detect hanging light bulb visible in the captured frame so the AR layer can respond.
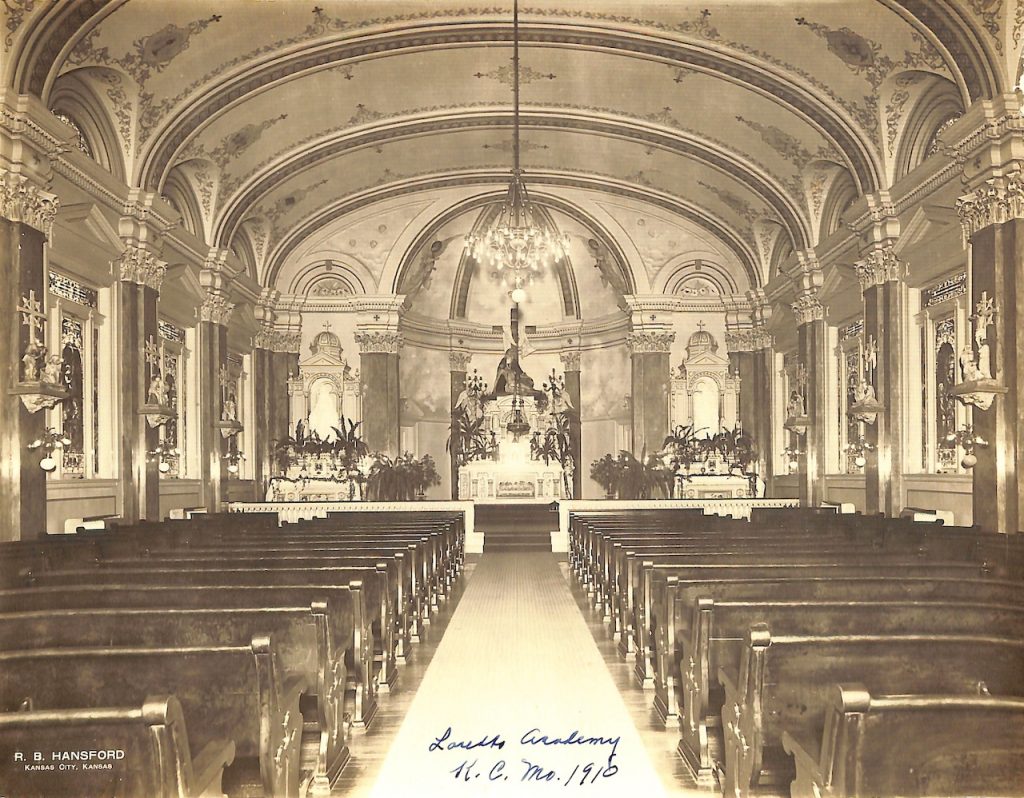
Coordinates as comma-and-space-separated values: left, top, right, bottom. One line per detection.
464, 0, 569, 284
511, 287, 527, 304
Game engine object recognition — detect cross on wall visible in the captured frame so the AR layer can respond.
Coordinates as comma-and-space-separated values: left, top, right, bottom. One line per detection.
18, 290, 46, 346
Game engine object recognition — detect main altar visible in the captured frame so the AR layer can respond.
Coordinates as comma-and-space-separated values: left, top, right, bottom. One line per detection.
452, 305, 572, 501
458, 395, 566, 500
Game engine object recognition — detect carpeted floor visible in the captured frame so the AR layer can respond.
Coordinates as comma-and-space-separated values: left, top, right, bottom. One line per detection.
365, 552, 672, 797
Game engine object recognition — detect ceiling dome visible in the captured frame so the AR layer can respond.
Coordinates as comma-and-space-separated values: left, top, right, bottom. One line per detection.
311, 327, 343, 359
686, 327, 718, 357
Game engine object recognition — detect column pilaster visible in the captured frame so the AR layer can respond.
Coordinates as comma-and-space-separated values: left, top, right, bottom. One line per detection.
448, 350, 472, 499
0, 93, 68, 539
955, 169, 1024, 532
855, 244, 908, 517
791, 293, 828, 506
626, 331, 675, 456
560, 349, 582, 498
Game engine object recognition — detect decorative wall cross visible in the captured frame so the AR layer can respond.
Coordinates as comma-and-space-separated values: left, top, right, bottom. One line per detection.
18, 290, 46, 345
144, 335, 162, 375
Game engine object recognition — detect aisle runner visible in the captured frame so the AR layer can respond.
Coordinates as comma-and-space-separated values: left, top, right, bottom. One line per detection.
368, 553, 668, 797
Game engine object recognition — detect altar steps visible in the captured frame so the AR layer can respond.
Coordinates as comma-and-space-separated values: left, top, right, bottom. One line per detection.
477, 503, 556, 552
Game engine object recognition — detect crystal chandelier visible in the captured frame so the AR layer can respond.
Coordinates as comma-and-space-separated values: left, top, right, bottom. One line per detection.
464, 0, 568, 288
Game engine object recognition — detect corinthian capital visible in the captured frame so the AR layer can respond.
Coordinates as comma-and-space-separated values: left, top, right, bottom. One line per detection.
956, 170, 1024, 242
449, 351, 472, 372
116, 245, 166, 292
626, 330, 675, 354
0, 172, 59, 238
355, 330, 403, 354
559, 350, 581, 371
854, 245, 904, 291
791, 293, 826, 325
200, 291, 234, 325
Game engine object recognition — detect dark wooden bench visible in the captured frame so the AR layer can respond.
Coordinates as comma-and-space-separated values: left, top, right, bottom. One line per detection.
0, 602, 351, 791
0, 636, 305, 797
782, 684, 1024, 798
0, 695, 232, 798
719, 627, 1024, 798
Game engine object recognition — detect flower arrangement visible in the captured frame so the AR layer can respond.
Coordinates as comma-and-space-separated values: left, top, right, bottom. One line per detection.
365, 452, 442, 501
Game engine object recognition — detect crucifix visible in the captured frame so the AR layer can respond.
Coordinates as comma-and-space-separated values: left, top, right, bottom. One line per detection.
18, 290, 46, 346
696, 320, 706, 333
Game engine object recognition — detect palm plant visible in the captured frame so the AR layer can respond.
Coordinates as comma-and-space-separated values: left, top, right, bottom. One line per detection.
590, 453, 619, 497
330, 417, 368, 468
447, 413, 495, 465
613, 447, 674, 500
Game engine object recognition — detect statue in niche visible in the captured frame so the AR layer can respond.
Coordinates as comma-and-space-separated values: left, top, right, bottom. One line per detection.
22, 342, 42, 382
787, 390, 805, 419
41, 353, 63, 385
222, 392, 237, 422
148, 372, 167, 406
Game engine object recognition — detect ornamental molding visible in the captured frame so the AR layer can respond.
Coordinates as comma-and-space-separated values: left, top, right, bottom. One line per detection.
355, 330, 403, 354
791, 293, 827, 325
200, 291, 235, 325
725, 330, 757, 353
559, 350, 581, 371
626, 330, 675, 354
116, 245, 166, 291
854, 245, 905, 291
448, 351, 472, 371
956, 170, 1024, 242
254, 325, 299, 352
0, 172, 59, 237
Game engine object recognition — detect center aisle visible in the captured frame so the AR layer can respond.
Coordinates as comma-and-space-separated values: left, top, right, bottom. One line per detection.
367, 553, 671, 797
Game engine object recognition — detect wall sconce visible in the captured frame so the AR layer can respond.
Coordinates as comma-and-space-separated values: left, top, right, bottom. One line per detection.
782, 446, 801, 472
28, 428, 71, 472
844, 435, 876, 469
226, 450, 246, 475
946, 425, 988, 468
149, 440, 180, 474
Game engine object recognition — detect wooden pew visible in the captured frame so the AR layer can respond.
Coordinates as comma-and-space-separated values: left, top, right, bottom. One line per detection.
0, 636, 305, 798
25, 565, 393, 714
632, 558, 989, 686
782, 684, 1024, 798
1, 581, 378, 732
0, 602, 351, 792
673, 597, 1024, 785
0, 695, 233, 798
719, 626, 1024, 798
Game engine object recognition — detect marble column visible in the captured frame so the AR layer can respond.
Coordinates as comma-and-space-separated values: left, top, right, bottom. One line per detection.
448, 350, 471, 499
251, 323, 275, 495
856, 245, 907, 517
627, 331, 675, 457
0, 175, 59, 540
792, 294, 829, 506
751, 330, 775, 480
113, 242, 166, 523
273, 338, 300, 450
560, 349, 582, 498
726, 330, 756, 434
956, 175, 1024, 533
356, 331, 402, 456
197, 291, 234, 512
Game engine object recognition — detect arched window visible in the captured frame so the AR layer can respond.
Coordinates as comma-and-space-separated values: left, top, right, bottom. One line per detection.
51, 110, 92, 158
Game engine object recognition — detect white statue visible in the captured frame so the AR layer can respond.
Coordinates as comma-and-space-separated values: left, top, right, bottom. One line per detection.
853, 377, 876, 404
222, 395, 237, 422
22, 343, 41, 382
960, 345, 983, 382
148, 374, 166, 406
977, 339, 992, 380
787, 390, 805, 419
41, 353, 63, 385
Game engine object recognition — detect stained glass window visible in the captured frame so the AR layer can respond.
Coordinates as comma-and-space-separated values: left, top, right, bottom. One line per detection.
60, 317, 86, 477
935, 317, 958, 473
51, 111, 92, 158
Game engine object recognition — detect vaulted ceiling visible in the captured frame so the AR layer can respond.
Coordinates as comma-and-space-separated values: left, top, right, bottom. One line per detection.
11, 0, 1018, 296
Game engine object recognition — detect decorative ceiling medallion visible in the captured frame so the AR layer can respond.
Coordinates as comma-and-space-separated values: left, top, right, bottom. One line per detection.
474, 64, 555, 85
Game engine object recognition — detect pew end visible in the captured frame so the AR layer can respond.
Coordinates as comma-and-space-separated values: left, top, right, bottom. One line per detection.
783, 684, 1024, 798
0, 694, 234, 798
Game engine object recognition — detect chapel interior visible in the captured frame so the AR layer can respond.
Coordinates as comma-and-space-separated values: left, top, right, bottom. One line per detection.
1, 1, 1024, 797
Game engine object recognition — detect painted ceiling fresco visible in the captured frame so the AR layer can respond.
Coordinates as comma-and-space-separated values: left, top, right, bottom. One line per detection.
15, 0, 1008, 290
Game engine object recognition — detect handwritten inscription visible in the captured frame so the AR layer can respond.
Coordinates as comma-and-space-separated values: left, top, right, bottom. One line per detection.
430, 727, 621, 787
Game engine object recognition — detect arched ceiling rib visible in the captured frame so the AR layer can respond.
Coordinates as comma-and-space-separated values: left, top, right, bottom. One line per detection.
263, 171, 762, 291
213, 111, 813, 254
10, 0, 1010, 298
